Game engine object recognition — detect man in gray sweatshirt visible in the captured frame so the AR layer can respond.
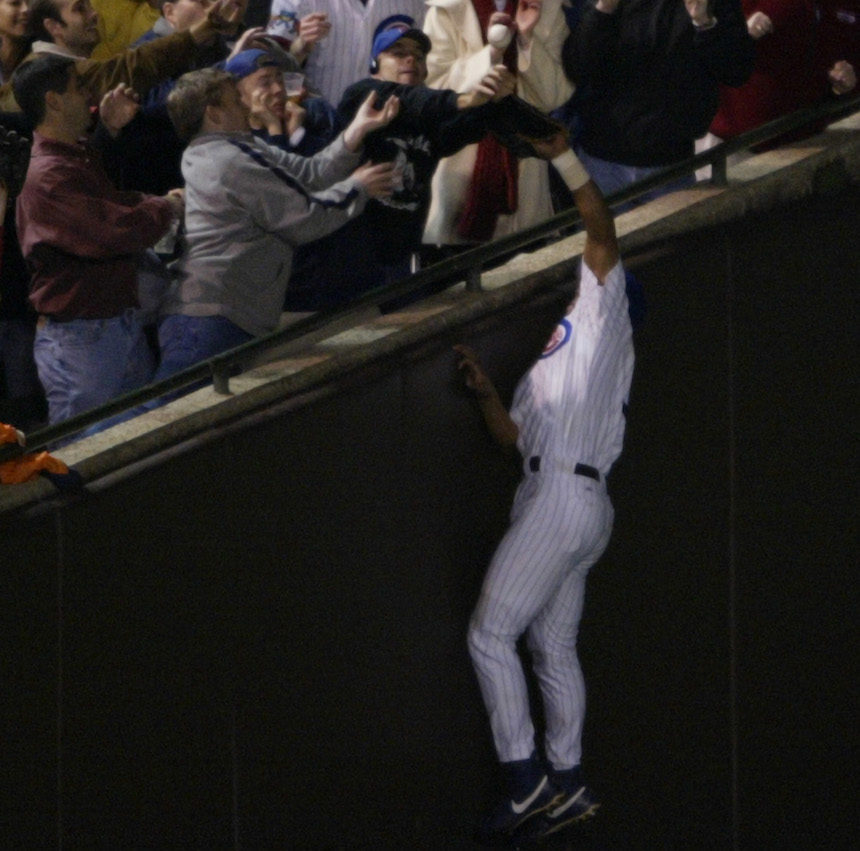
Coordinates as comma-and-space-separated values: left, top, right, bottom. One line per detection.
153, 66, 399, 381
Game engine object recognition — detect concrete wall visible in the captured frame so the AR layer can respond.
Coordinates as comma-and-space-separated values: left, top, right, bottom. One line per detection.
2, 179, 857, 849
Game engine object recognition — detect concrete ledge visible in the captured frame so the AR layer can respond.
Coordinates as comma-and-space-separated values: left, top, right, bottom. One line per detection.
2, 112, 859, 517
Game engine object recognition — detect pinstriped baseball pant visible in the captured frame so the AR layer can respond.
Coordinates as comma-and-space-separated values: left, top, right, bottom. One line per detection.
468, 470, 614, 769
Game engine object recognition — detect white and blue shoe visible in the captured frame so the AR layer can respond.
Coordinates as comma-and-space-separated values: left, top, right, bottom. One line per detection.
475, 774, 563, 845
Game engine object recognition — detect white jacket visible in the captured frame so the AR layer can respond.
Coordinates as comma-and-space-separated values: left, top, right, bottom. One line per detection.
422, 0, 573, 245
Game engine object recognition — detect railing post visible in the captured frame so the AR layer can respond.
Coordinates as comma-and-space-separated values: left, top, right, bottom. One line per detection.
212, 364, 232, 395
466, 264, 482, 293
712, 151, 729, 187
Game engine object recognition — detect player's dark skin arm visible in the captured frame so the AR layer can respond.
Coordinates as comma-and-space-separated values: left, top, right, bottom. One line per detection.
530, 132, 619, 282
454, 344, 520, 451
454, 136, 616, 450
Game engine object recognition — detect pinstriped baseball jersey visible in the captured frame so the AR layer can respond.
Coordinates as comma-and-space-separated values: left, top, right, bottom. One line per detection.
511, 260, 634, 478
267, 0, 428, 105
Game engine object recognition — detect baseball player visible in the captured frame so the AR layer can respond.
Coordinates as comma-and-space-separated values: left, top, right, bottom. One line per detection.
455, 133, 634, 844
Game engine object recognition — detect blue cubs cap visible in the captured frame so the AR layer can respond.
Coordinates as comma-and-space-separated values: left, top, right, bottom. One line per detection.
222, 48, 294, 81
370, 15, 431, 63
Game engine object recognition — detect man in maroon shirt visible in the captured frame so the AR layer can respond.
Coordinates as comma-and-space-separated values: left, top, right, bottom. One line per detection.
14, 54, 183, 428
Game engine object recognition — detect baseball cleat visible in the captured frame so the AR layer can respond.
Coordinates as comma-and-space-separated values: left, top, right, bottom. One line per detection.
475, 775, 564, 845
534, 783, 600, 836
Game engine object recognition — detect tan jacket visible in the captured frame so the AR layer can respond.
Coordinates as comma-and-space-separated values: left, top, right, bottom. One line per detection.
0, 30, 199, 112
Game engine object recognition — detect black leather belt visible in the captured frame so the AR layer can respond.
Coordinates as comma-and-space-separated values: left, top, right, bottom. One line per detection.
528, 456, 600, 482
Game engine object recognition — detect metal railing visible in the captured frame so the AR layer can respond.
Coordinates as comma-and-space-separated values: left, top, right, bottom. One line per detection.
2, 91, 858, 463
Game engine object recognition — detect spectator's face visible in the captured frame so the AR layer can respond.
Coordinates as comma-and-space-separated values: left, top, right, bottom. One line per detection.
374, 37, 427, 86
237, 66, 287, 119
0, 0, 29, 40
45, 0, 99, 56
57, 67, 94, 136
162, 0, 207, 33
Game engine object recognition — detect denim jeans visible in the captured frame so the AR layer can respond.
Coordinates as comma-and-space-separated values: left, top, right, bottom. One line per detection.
154, 314, 254, 383
34, 310, 154, 427
575, 147, 696, 210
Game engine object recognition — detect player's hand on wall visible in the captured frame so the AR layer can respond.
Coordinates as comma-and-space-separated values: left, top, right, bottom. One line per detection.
454, 345, 497, 400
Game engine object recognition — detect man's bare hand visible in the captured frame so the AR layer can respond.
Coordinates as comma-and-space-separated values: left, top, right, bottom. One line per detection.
459, 65, 516, 109
99, 84, 140, 137
352, 161, 398, 198
829, 60, 857, 95
227, 26, 268, 60
746, 11, 773, 39
190, 0, 246, 43
515, 0, 543, 45
249, 88, 283, 135
285, 101, 307, 136
291, 12, 331, 60
163, 187, 185, 218
487, 12, 514, 61
343, 92, 400, 151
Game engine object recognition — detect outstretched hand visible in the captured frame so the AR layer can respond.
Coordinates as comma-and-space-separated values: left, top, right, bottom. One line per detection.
352, 161, 398, 199
343, 92, 400, 151
99, 84, 140, 137
460, 65, 516, 109
190, 0, 247, 43
227, 26, 268, 60
515, 0, 544, 43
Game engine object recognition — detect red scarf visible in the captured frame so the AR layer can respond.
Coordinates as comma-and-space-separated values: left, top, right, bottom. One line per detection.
457, 0, 519, 242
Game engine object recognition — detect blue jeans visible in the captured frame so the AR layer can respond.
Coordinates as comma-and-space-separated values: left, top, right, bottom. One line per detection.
575, 148, 696, 209
154, 314, 254, 383
34, 310, 154, 427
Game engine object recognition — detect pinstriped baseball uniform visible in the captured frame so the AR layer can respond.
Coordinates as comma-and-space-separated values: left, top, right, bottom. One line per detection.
266, 0, 428, 105
468, 258, 634, 770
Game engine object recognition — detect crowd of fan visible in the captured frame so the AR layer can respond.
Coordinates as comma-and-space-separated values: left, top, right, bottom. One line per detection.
0, 0, 856, 435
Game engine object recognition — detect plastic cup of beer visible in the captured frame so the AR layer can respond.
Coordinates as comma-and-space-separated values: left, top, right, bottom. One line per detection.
284, 72, 305, 103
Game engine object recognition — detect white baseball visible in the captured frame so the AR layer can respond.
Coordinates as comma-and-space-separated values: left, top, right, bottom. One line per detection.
487, 23, 513, 49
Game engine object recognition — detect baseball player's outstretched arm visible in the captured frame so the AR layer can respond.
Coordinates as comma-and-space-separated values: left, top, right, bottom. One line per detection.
454, 344, 520, 452
530, 133, 620, 282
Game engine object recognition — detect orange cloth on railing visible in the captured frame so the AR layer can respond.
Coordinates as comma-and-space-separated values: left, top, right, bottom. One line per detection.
0, 422, 69, 484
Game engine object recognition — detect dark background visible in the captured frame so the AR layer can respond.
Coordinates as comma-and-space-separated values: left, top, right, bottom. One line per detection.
2, 182, 858, 849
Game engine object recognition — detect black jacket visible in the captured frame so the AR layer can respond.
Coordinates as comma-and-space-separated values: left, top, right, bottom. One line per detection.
563, 0, 755, 166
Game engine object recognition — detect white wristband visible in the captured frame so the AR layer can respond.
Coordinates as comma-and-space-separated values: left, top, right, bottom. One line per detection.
551, 149, 590, 193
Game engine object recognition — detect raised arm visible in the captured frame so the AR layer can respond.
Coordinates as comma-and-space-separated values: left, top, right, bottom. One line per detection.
531, 132, 618, 280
